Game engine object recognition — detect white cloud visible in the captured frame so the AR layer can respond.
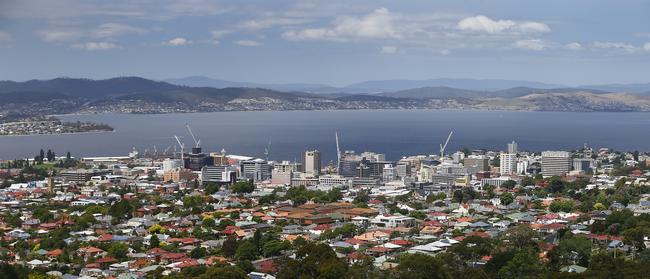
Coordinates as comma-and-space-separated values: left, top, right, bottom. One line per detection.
211, 30, 234, 39
457, 15, 550, 34
593, 41, 638, 53
513, 39, 546, 51
92, 23, 144, 38
517, 22, 551, 33
566, 42, 582, 50
282, 7, 399, 41
38, 29, 82, 42
162, 0, 225, 18
235, 40, 262, 47
209, 30, 235, 44
238, 18, 310, 31
380, 45, 397, 54
0, 31, 11, 42
71, 41, 118, 50
644, 42, 650, 51
165, 37, 191, 46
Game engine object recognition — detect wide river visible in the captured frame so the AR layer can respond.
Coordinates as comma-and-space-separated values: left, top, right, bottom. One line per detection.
1, 110, 649, 162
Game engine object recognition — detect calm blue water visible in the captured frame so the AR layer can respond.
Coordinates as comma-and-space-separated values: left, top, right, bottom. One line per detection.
1, 110, 649, 162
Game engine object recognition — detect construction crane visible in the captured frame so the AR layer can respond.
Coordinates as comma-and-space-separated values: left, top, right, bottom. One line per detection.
185, 123, 201, 148
264, 137, 272, 161
174, 135, 185, 162
439, 130, 453, 158
335, 131, 341, 172
163, 145, 172, 156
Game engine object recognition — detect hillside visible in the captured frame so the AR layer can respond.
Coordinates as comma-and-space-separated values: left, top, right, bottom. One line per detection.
3, 77, 650, 118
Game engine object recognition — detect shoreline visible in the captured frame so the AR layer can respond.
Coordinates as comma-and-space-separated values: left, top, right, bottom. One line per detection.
0, 130, 115, 138
55, 107, 650, 118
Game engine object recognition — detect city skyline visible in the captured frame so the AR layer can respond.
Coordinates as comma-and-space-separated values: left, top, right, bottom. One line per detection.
1, 0, 650, 85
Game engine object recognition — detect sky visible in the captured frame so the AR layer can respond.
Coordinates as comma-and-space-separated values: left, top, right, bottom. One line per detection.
1, 0, 650, 86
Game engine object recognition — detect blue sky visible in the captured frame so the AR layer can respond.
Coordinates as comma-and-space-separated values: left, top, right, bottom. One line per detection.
1, 0, 649, 86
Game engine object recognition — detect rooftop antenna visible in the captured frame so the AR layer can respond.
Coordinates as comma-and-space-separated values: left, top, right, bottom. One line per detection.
440, 131, 454, 158
335, 131, 341, 172
185, 123, 201, 148
174, 135, 185, 162
264, 137, 272, 161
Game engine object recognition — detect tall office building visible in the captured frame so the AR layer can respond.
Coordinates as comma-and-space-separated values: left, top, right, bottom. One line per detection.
464, 155, 489, 174
452, 151, 466, 164
210, 149, 229, 165
186, 147, 212, 171
303, 150, 321, 177
201, 165, 237, 185
340, 151, 362, 177
240, 159, 272, 181
541, 151, 571, 176
395, 162, 410, 178
573, 158, 593, 172
382, 164, 396, 182
500, 153, 517, 175
271, 161, 300, 185
360, 152, 386, 162
507, 141, 518, 154
162, 158, 184, 172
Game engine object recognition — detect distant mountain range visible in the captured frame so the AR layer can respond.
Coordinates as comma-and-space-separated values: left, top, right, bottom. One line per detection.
164, 76, 650, 94
2, 76, 650, 120
164, 76, 338, 93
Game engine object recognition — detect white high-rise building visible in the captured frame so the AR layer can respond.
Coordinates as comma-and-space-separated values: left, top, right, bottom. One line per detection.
516, 161, 529, 175
507, 141, 518, 154
382, 164, 396, 182
541, 151, 571, 176
500, 153, 517, 175
452, 151, 465, 163
303, 150, 321, 177
240, 159, 271, 181
162, 158, 184, 172
360, 152, 385, 162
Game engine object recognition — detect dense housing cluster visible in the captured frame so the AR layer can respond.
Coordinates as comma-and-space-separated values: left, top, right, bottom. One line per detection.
2, 142, 650, 279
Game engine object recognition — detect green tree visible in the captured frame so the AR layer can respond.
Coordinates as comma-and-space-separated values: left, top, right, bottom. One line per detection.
498, 250, 547, 279
205, 183, 221, 195
503, 225, 539, 250
222, 237, 239, 258
502, 180, 517, 189
190, 247, 208, 259
548, 234, 592, 269
108, 242, 130, 261
231, 181, 255, 194
32, 207, 54, 222
108, 199, 134, 220
396, 253, 451, 279
263, 240, 291, 257
622, 227, 648, 251
549, 200, 575, 213
277, 243, 347, 279
500, 192, 515, 205
149, 234, 160, 249
198, 266, 248, 279
235, 241, 258, 261
548, 176, 565, 193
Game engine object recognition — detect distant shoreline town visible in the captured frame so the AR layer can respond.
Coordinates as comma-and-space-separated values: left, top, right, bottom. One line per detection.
0, 117, 114, 136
